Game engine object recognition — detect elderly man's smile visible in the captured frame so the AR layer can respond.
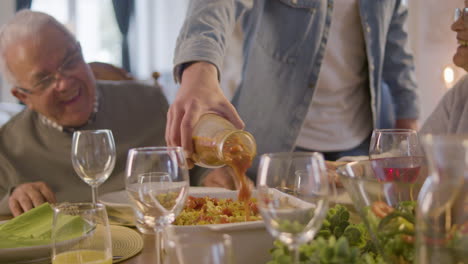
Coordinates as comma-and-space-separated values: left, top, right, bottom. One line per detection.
60, 88, 81, 105
458, 39, 468, 47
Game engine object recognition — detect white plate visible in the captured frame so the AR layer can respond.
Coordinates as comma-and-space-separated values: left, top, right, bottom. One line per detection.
175, 188, 263, 232
165, 188, 270, 264
100, 187, 264, 231
98, 190, 132, 208
99, 187, 237, 208
0, 221, 88, 263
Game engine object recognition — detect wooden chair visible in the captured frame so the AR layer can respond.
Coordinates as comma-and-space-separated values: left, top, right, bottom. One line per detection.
88, 62, 134, 81
88, 62, 161, 85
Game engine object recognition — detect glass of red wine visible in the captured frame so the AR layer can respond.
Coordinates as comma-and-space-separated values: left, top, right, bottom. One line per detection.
369, 129, 423, 184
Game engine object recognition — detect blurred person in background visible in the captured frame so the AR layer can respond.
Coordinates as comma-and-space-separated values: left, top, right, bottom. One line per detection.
421, 2, 468, 133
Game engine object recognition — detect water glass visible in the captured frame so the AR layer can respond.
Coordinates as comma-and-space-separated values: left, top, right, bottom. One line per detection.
51, 203, 112, 264
173, 233, 233, 264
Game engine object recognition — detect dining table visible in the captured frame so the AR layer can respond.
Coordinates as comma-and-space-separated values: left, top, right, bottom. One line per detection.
119, 233, 156, 264
0, 210, 275, 264
0, 187, 353, 264
0, 214, 157, 264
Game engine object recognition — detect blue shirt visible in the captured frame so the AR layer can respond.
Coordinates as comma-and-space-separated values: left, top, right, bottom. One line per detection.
174, 0, 419, 178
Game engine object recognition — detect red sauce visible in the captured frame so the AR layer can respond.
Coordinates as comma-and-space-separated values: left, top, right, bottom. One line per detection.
222, 135, 254, 220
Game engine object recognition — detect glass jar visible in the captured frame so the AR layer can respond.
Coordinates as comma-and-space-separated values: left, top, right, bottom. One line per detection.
192, 114, 257, 168
417, 135, 468, 264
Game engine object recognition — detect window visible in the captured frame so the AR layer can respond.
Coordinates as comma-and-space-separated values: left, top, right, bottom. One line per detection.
32, 0, 122, 66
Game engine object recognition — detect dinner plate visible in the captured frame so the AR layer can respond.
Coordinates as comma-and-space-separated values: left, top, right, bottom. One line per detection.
98, 190, 132, 208
100, 187, 264, 231
174, 188, 263, 232
0, 220, 90, 263
98, 187, 235, 208
166, 188, 270, 264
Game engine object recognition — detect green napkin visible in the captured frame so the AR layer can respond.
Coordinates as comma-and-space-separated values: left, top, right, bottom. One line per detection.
0, 203, 89, 248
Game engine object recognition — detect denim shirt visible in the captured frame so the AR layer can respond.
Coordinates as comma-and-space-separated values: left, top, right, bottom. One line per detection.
174, 0, 419, 178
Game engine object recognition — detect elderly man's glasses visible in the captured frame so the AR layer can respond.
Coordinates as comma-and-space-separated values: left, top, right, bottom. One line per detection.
16, 44, 83, 95
455, 8, 468, 27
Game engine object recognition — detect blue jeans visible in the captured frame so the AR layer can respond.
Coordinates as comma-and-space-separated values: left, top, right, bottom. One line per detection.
294, 134, 371, 161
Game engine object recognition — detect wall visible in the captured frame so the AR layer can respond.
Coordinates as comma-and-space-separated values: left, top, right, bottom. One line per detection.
0, 0, 15, 103
409, 0, 461, 123
128, 0, 190, 103
0, 0, 463, 121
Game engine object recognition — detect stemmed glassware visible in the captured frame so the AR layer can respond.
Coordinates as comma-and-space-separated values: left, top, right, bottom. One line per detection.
71, 129, 116, 204
417, 135, 468, 263
125, 146, 189, 264
369, 129, 423, 183
257, 152, 329, 264
51, 202, 112, 264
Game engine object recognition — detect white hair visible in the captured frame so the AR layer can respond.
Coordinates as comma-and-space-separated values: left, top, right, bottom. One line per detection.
0, 10, 77, 86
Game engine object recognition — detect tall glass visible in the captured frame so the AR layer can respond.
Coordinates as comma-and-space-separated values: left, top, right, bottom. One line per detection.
125, 147, 189, 264
72, 129, 116, 204
173, 233, 233, 264
257, 152, 329, 264
417, 135, 468, 263
51, 203, 112, 264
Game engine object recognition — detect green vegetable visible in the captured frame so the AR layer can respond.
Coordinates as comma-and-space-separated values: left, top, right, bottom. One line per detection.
268, 205, 382, 264
369, 201, 416, 264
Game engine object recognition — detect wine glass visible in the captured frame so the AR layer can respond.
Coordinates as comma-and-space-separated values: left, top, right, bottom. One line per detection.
71, 129, 116, 204
416, 135, 468, 264
369, 129, 423, 183
125, 147, 189, 264
257, 152, 329, 264
51, 202, 112, 264
369, 129, 424, 206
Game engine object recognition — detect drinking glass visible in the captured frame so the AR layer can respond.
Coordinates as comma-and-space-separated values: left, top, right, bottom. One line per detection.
51, 203, 112, 264
257, 152, 329, 264
125, 147, 189, 264
173, 233, 233, 264
72, 129, 116, 204
369, 129, 423, 183
337, 160, 427, 263
417, 134, 468, 263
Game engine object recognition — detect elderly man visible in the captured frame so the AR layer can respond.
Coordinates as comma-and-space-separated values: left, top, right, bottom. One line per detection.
0, 10, 168, 216
420, 3, 468, 134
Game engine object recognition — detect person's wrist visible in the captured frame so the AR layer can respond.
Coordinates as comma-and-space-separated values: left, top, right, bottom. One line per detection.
181, 61, 218, 82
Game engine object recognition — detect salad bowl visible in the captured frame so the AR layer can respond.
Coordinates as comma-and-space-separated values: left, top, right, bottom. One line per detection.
337, 160, 428, 264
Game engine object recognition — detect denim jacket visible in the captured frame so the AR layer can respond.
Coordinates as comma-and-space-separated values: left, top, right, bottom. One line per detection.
174, 0, 419, 177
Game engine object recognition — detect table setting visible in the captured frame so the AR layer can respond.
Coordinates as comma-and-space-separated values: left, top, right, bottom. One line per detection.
0, 129, 466, 264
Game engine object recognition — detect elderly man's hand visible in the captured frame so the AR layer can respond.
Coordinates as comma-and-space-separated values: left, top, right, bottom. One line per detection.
202, 166, 254, 190
9, 182, 56, 216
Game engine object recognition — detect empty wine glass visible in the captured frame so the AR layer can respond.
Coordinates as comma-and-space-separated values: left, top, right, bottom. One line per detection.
125, 147, 189, 264
71, 129, 116, 204
369, 129, 423, 183
257, 152, 329, 264
51, 202, 112, 264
